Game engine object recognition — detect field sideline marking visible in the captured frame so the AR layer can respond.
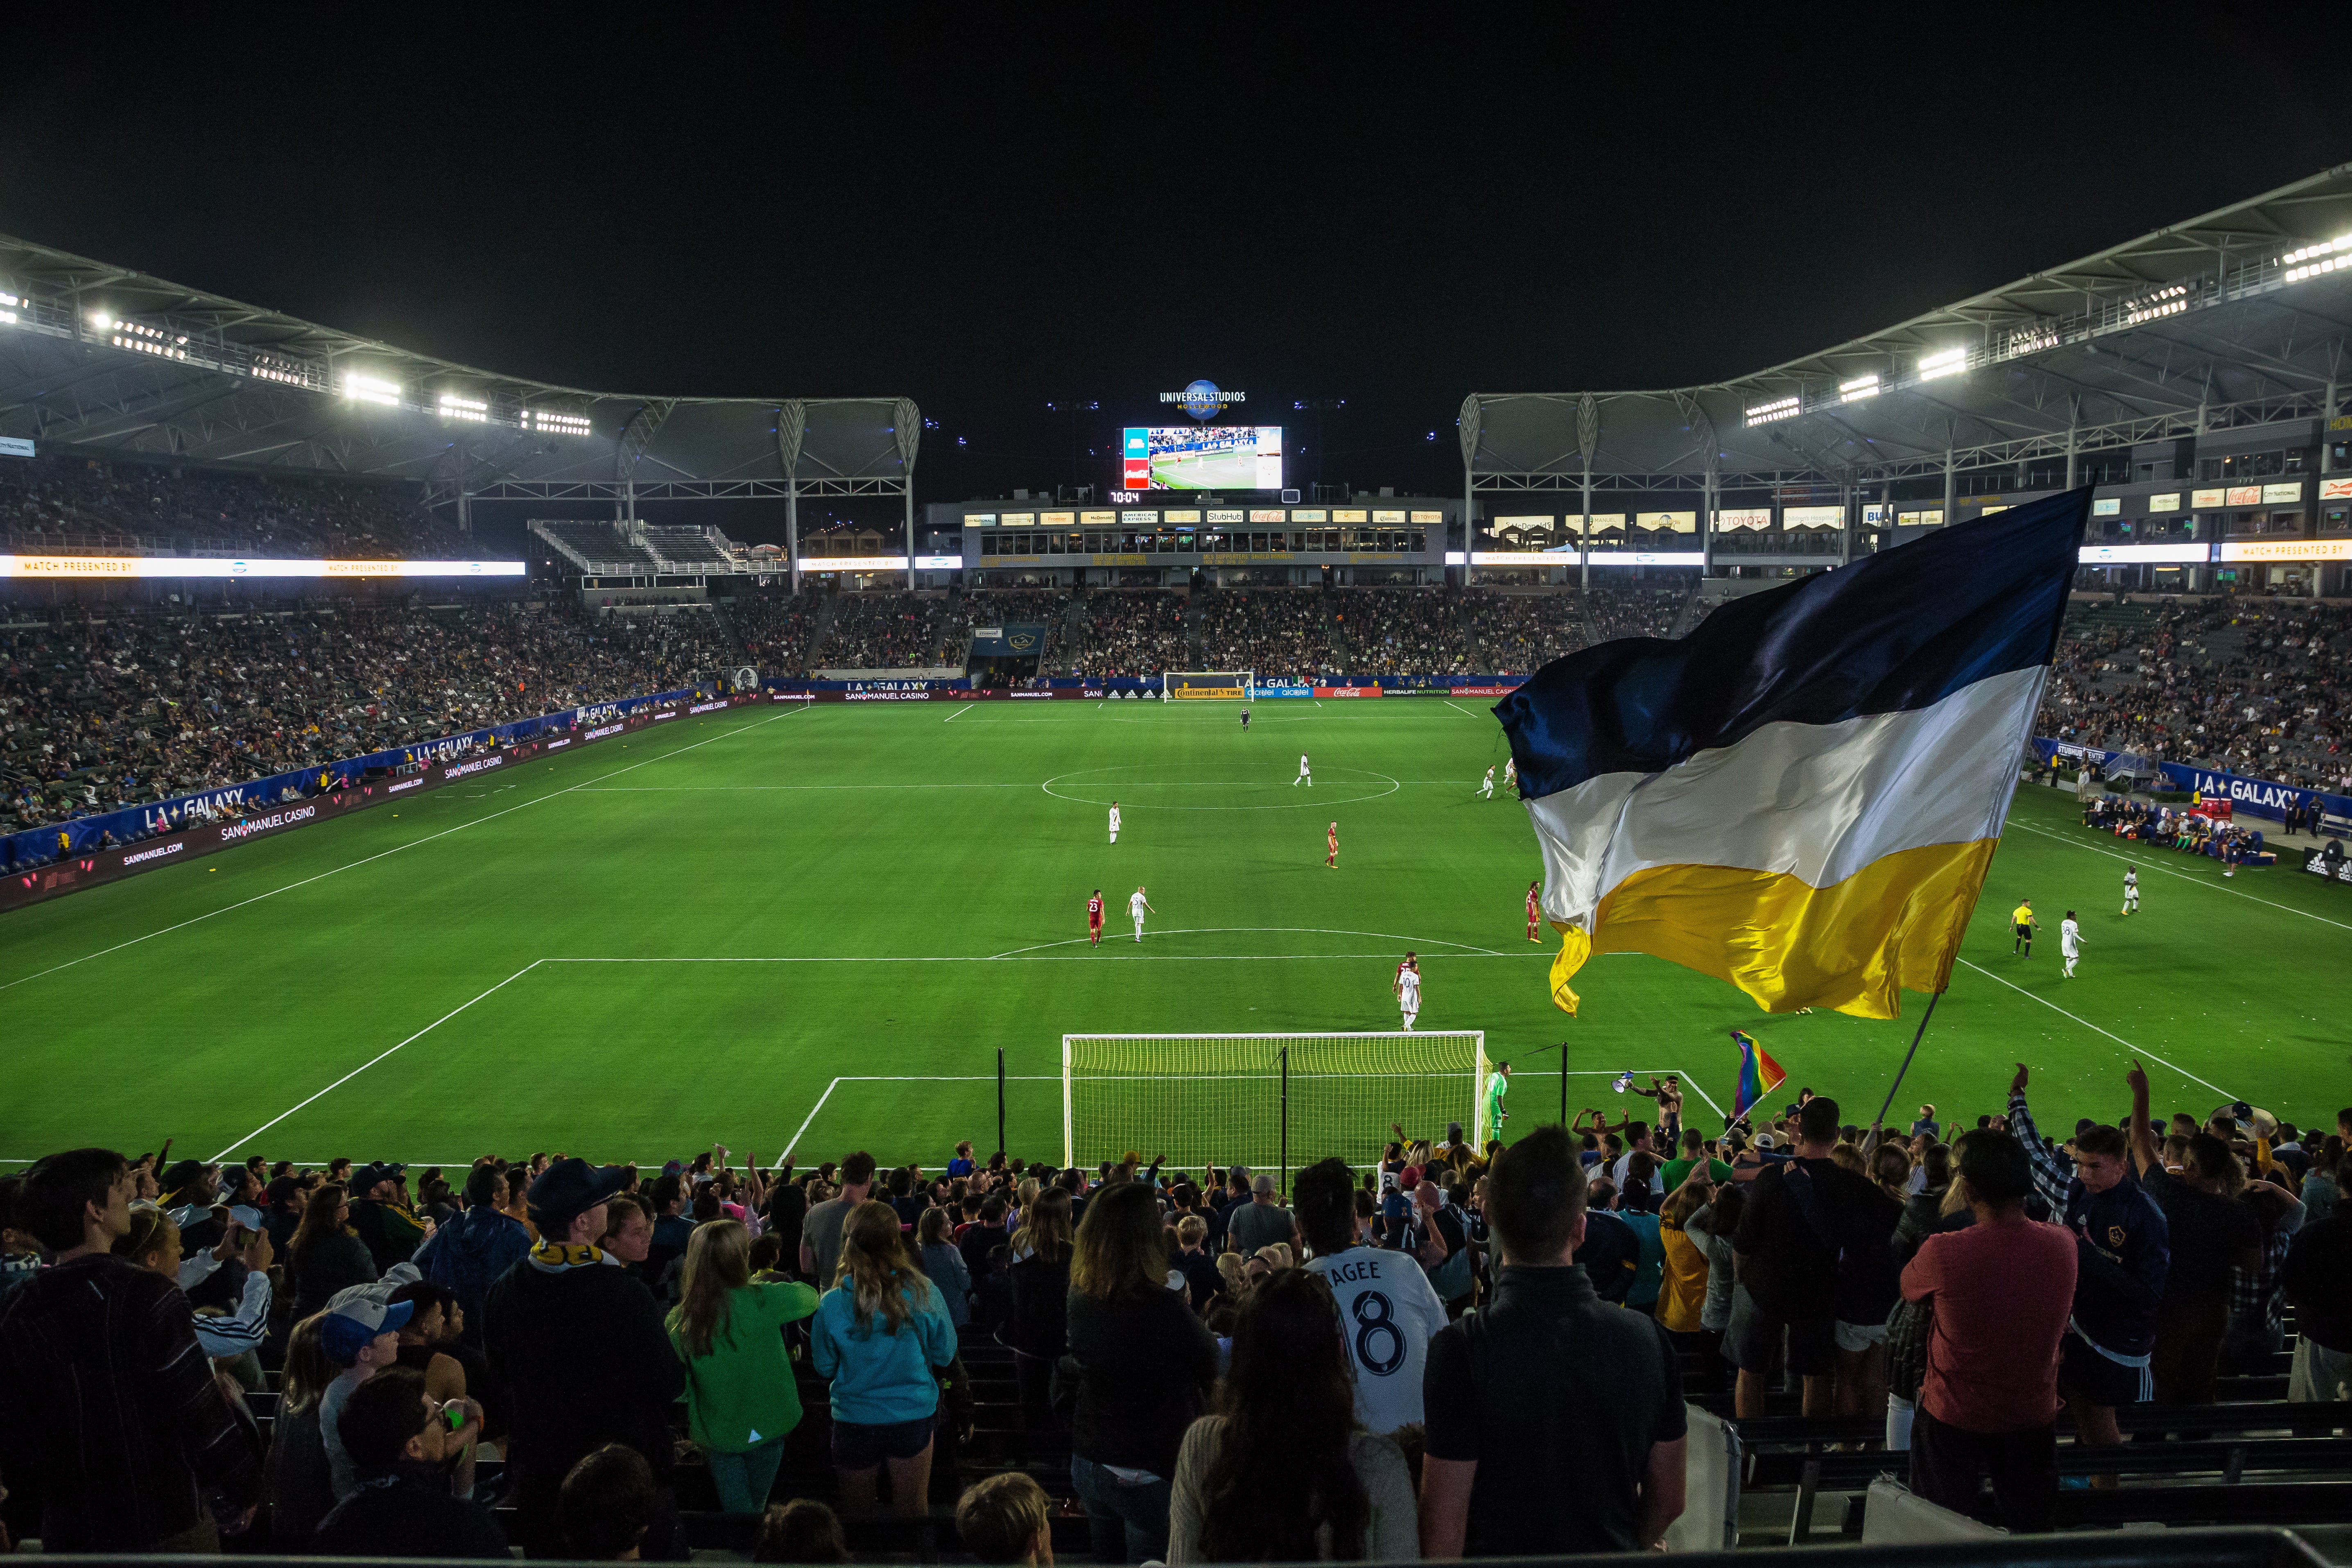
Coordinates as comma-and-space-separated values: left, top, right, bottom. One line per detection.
1953, 956, 2237, 1101
1443, 700, 1493, 721
943, 703, 975, 722
0, 705, 808, 996
543, 952, 1551, 966
988, 925, 1517, 959
2008, 818, 2352, 933
206, 961, 548, 1161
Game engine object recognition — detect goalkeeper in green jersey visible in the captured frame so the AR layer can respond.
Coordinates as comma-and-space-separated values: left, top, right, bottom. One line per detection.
1486, 1061, 1512, 1140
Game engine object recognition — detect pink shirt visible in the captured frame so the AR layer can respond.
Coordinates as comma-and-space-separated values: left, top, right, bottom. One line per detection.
1900, 1213, 2078, 1433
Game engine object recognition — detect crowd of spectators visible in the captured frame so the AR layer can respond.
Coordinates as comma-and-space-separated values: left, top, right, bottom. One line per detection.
1, 454, 468, 559
815, 594, 957, 672
2038, 597, 2352, 792
1196, 590, 1340, 683
1459, 589, 1585, 674
1586, 584, 1688, 642
724, 593, 819, 678
1332, 591, 1476, 677
0, 599, 734, 844
1069, 591, 1187, 679
955, 592, 1068, 672
0, 1063, 2338, 1558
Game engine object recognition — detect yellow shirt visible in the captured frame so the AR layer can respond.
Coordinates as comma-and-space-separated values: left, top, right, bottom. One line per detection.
2011, 905, 2035, 927
1658, 1217, 1710, 1333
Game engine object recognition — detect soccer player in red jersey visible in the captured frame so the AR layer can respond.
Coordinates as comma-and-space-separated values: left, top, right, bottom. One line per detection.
1326, 821, 1339, 869
1087, 888, 1104, 946
1526, 879, 1542, 942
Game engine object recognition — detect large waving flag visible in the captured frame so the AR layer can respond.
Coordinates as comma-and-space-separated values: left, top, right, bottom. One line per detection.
1730, 1031, 1784, 1121
1496, 491, 2088, 1018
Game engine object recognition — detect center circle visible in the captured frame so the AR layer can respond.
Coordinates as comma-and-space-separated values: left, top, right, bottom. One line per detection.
1043, 764, 1400, 811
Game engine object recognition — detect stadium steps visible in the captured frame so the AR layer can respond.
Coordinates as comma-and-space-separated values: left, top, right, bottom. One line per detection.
1578, 590, 1601, 645
1667, 579, 1705, 638
706, 597, 751, 664
1323, 586, 1353, 668
803, 588, 846, 667
1453, 594, 1488, 672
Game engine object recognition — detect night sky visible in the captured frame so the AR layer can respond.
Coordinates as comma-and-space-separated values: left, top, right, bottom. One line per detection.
4, 19, 2347, 507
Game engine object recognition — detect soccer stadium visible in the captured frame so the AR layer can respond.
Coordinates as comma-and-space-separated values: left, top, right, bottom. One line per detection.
4, 138, 2352, 1566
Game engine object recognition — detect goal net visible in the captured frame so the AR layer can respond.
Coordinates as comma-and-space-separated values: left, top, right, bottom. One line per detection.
1162, 671, 1254, 700
1063, 1031, 1490, 1175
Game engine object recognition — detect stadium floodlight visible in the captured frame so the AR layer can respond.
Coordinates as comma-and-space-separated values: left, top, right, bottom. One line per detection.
88, 310, 111, 330
2123, 283, 2190, 325
109, 320, 189, 362
1839, 373, 1880, 404
523, 408, 593, 436
0, 290, 19, 326
436, 393, 489, 423
1744, 394, 1801, 425
2283, 235, 2352, 283
343, 372, 402, 407
1918, 346, 1968, 380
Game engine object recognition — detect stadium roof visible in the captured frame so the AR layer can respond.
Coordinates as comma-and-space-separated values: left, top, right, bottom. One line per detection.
0, 233, 916, 500
1462, 163, 2352, 491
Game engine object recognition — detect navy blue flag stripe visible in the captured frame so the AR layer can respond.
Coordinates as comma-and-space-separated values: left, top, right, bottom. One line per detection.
1495, 489, 2090, 802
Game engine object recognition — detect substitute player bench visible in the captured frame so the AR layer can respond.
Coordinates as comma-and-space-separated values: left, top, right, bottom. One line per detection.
1062, 1030, 1494, 1181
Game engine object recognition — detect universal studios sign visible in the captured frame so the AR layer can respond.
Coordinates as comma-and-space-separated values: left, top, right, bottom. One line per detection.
1160, 379, 1247, 420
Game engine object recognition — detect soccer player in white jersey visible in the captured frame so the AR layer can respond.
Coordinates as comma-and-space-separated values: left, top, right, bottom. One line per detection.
1503, 757, 1517, 794
2060, 910, 2084, 978
1108, 801, 1122, 844
2121, 865, 2139, 915
1478, 766, 1495, 800
1394, 952, 1421, 1030
1128, 885, 1156, 943
1294, 752, 1312, 786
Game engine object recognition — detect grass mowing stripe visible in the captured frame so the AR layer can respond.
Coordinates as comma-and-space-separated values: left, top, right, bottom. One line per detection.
0, 704, 805, 995
206, 960, 547, 1161
1953, 956, 2237, 1102
2008, 818, 2352, 933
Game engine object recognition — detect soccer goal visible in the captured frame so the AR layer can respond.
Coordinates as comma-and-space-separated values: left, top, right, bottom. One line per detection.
1162, 670, 1255, 701
1062, 1031, 1490, 1177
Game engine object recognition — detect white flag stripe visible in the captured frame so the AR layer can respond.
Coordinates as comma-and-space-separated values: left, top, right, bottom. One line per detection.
1527, 665, 2044, 930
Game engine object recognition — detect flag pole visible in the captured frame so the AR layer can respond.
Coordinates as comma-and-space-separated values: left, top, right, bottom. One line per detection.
1873, 989, 1945, 1129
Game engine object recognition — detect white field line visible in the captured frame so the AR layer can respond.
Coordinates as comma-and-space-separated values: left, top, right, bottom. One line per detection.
0, 706, 806, 996
990, 925, 1518, 959
1443, 700, 1495, 721
2007, 818, 2352, 933
544, 952, 1551, 965
1953, 956, 2237, 1102
206, 960, 548, 1161
943, 703, 976, 722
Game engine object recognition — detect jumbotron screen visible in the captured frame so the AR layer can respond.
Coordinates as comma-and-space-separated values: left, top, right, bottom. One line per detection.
1122, 425, 1283, 491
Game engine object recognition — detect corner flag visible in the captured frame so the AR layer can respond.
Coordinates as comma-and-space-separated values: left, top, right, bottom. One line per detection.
1730, 1030, 1784, 1122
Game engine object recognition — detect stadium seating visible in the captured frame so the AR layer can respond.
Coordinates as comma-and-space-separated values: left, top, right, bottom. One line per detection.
1196, 587, 1340, 682
0, 599, 735, 839
1068, 589, 1187, 678
1, 453, 468, 559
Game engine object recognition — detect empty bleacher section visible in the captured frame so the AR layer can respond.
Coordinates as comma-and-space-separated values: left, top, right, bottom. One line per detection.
530, 520, 661, 574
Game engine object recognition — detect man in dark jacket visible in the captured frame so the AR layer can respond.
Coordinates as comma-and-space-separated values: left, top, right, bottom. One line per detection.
350, 1164, 432, 1274
483, 1158, 685, 1559
314, 1366, 502, 1557
0, 1147, 264, 1551
416, 1165, 532, 1347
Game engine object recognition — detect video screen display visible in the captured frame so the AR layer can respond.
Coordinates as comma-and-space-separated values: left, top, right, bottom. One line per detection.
1122, 426, 1283, 491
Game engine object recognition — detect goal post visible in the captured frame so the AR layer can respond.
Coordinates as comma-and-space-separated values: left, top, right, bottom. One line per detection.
1062, 1031, 1490, 1180
1162, 670, 1255, 701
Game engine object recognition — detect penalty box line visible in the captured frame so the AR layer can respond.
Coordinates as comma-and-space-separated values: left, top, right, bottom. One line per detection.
778, 1067, 1721, 1164
1953, 956, 2237, 1103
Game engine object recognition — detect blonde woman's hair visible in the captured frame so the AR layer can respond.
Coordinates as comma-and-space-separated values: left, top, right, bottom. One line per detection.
1663, 1180, 1707, 1228
838, 1200, 921, 1337
917, 1206, 955, 1247
282, 1314, 337, 1414
1010, 1188, 1072, 1265
114, 1201, 179, 1270
1827, 1145, 1866, 1177
669, 1218, 751, 1358
1070, 1181, 1167, 1301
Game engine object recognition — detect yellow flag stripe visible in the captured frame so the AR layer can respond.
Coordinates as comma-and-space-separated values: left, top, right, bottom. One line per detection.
1544, 838, 1996, 1019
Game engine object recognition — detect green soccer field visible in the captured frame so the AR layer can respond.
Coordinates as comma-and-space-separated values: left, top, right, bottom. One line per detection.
1153, 447, 1257, 490
4, 697, 2345, 1176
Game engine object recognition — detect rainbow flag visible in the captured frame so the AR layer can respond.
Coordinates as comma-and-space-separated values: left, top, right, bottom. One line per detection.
1730, 1030, 1785, 1122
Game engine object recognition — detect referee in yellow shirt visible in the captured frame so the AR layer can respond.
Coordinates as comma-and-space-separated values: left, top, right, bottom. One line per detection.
2011, 898, 2038, 957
